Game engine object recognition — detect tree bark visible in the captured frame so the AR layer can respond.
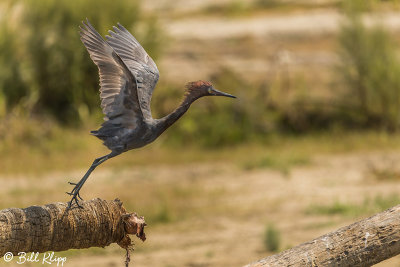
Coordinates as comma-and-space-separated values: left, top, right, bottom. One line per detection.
245, 204, 400, 267
0, 198, 146, 256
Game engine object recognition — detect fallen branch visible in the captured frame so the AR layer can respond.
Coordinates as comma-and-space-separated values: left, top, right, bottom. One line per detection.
245, 204, 400, 267
0, 198, 146, 258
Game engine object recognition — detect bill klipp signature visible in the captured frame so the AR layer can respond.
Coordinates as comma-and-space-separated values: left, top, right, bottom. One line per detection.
3, 251, 67, 266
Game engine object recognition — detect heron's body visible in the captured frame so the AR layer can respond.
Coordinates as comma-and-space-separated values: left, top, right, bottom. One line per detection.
92, 97, 195, 153
67, 20, 235, 208
93, 122, 155, 152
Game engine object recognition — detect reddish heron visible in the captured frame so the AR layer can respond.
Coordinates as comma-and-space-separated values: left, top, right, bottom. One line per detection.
67, 20, 236, 208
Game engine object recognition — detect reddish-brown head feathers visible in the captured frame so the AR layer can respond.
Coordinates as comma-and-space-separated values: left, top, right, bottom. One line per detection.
183, 80, 212, 99
186, 80, 212, 89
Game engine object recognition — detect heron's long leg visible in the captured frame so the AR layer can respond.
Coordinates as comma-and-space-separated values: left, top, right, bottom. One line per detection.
67, 153, 113, 208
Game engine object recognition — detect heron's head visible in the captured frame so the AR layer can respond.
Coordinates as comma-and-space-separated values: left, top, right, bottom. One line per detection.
185, 80, 236, 100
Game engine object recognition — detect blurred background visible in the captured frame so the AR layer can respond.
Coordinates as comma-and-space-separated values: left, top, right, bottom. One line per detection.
1, 0, 400, 266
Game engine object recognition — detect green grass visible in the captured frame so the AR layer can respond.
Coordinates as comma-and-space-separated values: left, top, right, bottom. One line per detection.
306, 194, 400, 218
241, 152, 310, 175
302, 220, 338, 230
148, 204, 172, 225
264, 224, 281, 252
306, 201, 359, 216
2, 115, 400, 176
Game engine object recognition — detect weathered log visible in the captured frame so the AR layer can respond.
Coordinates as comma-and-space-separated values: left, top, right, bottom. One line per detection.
245, 204, 400, 267
0, 198, 146, 256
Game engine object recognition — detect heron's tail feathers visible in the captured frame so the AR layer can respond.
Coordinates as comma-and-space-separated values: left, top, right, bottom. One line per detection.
91, 122, 121, 140
90, 130, 99, 135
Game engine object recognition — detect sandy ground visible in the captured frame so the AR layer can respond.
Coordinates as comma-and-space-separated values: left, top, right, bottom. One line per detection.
1, 150, 400, 266
165, 11, 400, 40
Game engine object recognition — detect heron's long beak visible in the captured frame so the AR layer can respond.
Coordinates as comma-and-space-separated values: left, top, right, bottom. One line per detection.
211, 88, 236, 98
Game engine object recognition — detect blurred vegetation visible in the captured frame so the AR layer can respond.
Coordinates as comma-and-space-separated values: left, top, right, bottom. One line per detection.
158, 1, 400, 146
164, 67, 259, 147
0, 0, 162, 125
264, 224, 281, 252
336, 0, 400, 131
342, 0, 400, 12
306, 194, 400, 217
0, 0, 400, 152
200, 0, 342, 17
241, 152, 310, 176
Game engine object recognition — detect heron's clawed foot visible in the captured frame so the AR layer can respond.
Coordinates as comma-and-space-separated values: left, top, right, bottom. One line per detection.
66, 181, 85, 209
67, 193, 84, 209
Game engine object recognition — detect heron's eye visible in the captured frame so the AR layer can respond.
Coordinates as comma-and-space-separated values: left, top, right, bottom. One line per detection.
208, 87, 213, 94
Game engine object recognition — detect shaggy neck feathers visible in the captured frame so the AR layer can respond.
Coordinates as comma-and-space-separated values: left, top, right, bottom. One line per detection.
157, 80, 211, 134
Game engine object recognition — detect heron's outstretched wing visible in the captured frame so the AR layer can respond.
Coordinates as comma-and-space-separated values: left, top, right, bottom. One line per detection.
80, 20, 144, 129
106, 23, 159, 119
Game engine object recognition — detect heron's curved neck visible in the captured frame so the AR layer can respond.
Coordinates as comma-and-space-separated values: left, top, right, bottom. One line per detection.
157, 92, 200, 134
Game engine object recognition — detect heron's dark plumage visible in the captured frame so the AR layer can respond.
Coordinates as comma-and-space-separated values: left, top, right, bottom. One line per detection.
67, 19, 235, 208
106, 22, 159, 120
